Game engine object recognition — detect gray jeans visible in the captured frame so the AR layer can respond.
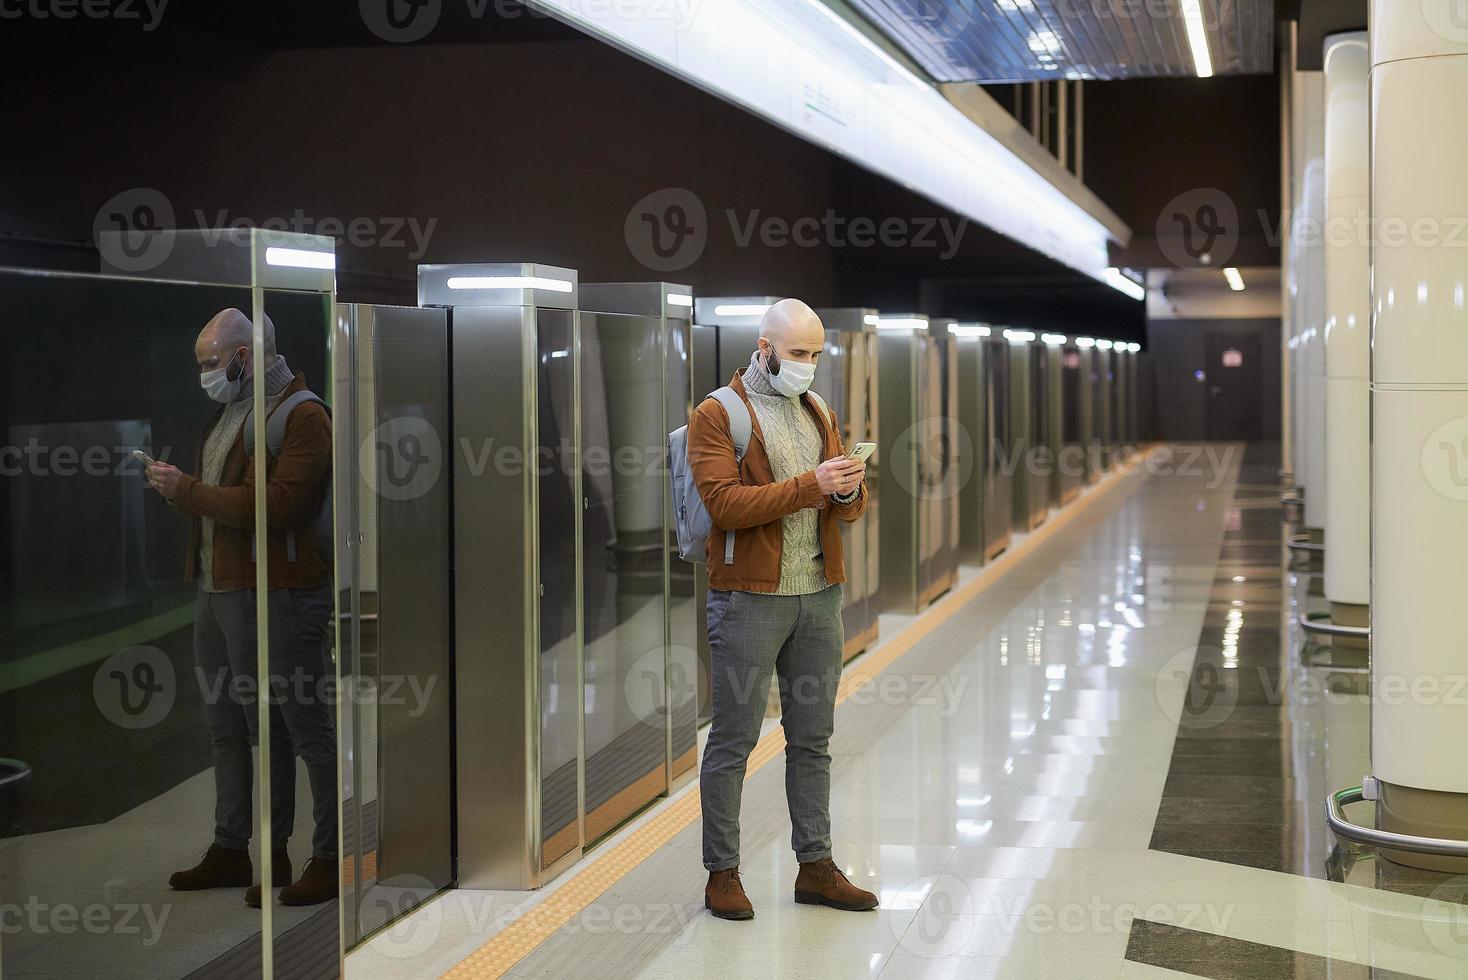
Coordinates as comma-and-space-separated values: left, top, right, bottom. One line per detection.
193, 584, 338, 859
700, 583, 844, 871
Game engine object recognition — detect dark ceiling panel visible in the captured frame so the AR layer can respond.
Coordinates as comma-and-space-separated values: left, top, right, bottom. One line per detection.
845, 0, 1276, 82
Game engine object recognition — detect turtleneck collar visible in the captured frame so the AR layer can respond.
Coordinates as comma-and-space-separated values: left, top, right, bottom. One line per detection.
233, 355, 294, 402
742, 350, 782, 398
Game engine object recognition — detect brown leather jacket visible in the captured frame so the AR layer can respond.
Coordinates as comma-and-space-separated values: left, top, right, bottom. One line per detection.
172, 372, 333, 591
687, 370, 866, 592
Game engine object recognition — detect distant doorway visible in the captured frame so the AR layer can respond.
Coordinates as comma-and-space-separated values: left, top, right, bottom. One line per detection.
1204, 332, 1263, 440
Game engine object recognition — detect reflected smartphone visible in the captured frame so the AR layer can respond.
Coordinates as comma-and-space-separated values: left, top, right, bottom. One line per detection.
846, 442, 876, 463
132, 449, 156, 468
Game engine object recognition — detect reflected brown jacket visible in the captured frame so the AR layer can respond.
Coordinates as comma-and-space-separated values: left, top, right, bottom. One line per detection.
687, 369, 866, 592
171, 372, 333, 591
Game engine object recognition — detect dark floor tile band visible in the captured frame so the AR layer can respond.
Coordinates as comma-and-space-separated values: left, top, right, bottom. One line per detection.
1125, 919, 1428, 980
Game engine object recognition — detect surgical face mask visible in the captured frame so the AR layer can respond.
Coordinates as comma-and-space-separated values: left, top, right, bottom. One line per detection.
200, 348, 246, 403
766, 348, 816, 398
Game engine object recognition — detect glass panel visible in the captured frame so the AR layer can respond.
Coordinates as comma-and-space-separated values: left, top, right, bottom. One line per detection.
665, 322, 698, 780
342, 306, 453, 946
257, 288, 340, 980
0, 269, 266, 976
537, 309, 580, 869
581, 314, 667, 844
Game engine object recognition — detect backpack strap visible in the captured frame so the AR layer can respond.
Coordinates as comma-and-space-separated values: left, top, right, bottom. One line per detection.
243, 390, 327, 459
804, 389, 837, 434
242, 389, 329, 563
706, 386, 752, 565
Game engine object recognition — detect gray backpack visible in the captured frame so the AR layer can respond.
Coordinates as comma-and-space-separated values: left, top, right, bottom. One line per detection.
243, 389, 333, 564
668, 386, 830, 565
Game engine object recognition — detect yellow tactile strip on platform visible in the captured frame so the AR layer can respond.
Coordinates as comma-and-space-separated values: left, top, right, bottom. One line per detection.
440, 450, 1154, 979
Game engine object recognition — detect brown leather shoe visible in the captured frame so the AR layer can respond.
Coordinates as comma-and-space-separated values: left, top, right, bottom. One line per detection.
704, 868, 754, 920
244, 848, 293, 908
279, 856, 339, 907
169, 844, 252, 891
794, 858, 879, 911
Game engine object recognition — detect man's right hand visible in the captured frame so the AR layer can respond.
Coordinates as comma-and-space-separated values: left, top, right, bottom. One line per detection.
815, 457, 865, 496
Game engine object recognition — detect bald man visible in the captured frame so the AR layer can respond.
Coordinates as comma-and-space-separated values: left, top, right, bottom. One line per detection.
145, 308, 339, 908
687, 298, 878, 920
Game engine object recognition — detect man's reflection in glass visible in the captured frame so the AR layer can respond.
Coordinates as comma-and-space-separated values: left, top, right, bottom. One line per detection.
144, 308, 338, 907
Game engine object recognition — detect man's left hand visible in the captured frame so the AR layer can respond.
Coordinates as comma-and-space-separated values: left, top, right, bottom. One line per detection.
146, 461, 183, 501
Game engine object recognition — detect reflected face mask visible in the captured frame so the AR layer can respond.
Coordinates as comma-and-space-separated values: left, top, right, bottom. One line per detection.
200, 348, 246, 403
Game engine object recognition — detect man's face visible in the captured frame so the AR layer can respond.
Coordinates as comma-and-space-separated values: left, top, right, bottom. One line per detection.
759, 319, 826, 367
194, 332, 249, 379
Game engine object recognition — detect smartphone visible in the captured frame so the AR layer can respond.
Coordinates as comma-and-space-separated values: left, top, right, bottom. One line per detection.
133, 449, 157, 468
846, 442, 876, 463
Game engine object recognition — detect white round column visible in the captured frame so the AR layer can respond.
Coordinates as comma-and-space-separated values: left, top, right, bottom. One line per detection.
1322, 32, 1371, 636
1296, 74, 1328, 534
1370, 0, 1468, 870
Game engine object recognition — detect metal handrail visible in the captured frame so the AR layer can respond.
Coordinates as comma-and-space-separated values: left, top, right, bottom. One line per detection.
0, 758, 31, 791
1326, 786, 1468, 857
1301, 612, 1371, 639
1287, 533, 1324, 554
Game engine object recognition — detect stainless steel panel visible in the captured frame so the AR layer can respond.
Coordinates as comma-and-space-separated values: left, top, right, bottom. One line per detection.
1051, 345, 1083, 506
983, 339, 1013, 557
877, 328, 958, 613
449, 301, 583, 890
878, 330, 918, 612
1110, 349, 1126, 462
1091, 348, 1113, 472
1009, 341, 1048, 530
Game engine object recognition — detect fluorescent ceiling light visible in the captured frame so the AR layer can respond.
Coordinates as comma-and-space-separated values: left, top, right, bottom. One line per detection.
1041, 333, 1067, 346
712, 304, 771, 317
1004, 329, 1037, 343
1181, 0, 1214, 78
667, 292, 693, 307
1075, 337, 1096, 348
875, 317, 928, 331
1104, 267, 1146, 302
949, 324, 991, 338
1223, 267, 1245, 291
1096, 339, 1114, 350
863, 313, 881, 326
264, 246, 335, 270
446, 276, 574, 293
530, 0, 1118, 281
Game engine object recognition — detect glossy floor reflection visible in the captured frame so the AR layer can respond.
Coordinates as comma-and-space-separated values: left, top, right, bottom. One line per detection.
348, 444, 1468, 980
